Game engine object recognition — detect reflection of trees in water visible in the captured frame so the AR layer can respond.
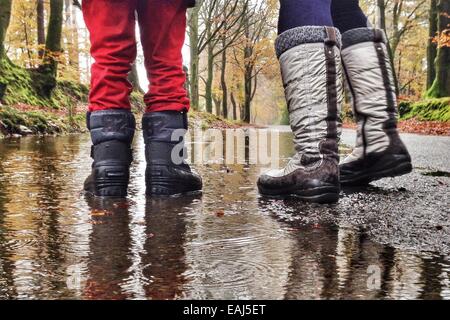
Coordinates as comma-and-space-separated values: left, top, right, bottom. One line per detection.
0, 135, 83, 298
419, 255, 445, 300
32, 137, 67, 294
0, 143, 17, 298
183, 160, 292, 299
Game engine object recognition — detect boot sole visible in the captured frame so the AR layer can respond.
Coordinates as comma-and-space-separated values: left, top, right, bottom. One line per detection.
341, 160, 412, 186
146, 180, 202, 197
258, 185, 340, 204
84, 166, 130, 198
145, 165, 202, 197
84, 184, 129, 198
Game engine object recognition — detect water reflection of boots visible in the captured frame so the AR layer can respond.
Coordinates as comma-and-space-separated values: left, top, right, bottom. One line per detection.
84, 195, 133, 300
142, 195, 201, 299
258, 198, 385, 299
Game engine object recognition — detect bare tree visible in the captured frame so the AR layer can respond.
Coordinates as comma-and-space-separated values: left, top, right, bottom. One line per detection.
0, 0, 12, 58
232, 0, 275, 123
188, 0, 249, 112
427, 0, 438, 89
37, 0, 46, 58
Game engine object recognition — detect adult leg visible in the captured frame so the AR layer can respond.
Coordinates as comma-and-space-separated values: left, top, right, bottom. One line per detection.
332, 0, 412, 185
278, 0, 333, 34
258, 1, 343, 203
331, 0, 370, 33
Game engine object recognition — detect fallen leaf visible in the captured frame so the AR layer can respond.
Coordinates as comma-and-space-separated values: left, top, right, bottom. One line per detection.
216, 210, 225, 217
91, 209, 112, 217
113, 202, 129, 209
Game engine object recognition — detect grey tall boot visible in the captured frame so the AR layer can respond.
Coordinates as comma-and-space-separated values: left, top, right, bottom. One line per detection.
340, 28, 412, 186
257, 26, 343, 203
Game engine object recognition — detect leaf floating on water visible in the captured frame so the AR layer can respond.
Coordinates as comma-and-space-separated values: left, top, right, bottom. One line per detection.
91, 209, 112, 217
90, 220, 104, 225
216, 210, 225, 217
113, 202, 130, 209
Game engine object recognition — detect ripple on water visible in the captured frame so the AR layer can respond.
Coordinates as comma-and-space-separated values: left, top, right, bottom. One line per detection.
182, 216, 292, 298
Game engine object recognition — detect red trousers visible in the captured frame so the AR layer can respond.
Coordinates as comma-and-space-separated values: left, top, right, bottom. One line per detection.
82, 0, 190, 112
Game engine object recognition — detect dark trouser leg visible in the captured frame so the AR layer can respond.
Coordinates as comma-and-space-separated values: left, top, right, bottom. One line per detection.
278, 0, 333, 34
331, 0, 370, 33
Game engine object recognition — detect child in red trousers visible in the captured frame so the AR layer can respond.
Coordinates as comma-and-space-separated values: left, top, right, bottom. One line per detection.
82, 0, 202, 198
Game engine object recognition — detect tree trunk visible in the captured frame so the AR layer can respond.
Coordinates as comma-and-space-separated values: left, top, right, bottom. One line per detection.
64, 0, 80, 80
243, 68, 252, 123
205, 40, 214, 113
427, 0, 438, 90
379, 0, 400, 96
128, 62, 144, 93
37, 0, 46, 59
427, 0, 450, 98
33, 0, 64, 97
0, 0, 12, 58
377, 0, 386, 30
243, 38, 253, 123
44, 0, 64, 76
183, 65, 190, 97
220, 36, 228, 119
213, 94, 221, 116
231, 91, 237, 121
188, 7, 200, 110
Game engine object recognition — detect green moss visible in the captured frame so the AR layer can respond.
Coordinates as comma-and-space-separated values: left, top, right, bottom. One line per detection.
399, 98, 450, 122
188, 110, 237, 129
279, 107, 289, 125
0, 58, 88, 109
130, 91, 145, 113
0, 106, 85, 136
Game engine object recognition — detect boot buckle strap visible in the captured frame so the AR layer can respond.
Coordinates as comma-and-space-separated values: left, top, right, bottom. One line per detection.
373, 29, 385, 43
324, 27, 337, 48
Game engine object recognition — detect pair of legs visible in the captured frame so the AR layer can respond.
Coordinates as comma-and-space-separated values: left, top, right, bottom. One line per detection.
83, 0, 201, 197
84, 0, 189, 113
278, 0, 369, 34
258, 0, 412, 203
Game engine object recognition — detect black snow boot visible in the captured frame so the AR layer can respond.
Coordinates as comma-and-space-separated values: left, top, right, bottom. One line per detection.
84, 109, 135, 197
142, 111, 202, 196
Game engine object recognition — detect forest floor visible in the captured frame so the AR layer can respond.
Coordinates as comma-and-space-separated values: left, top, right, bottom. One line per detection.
0, 102, 449, 138
0, 102, 253, 138
343, 118, 450, 136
